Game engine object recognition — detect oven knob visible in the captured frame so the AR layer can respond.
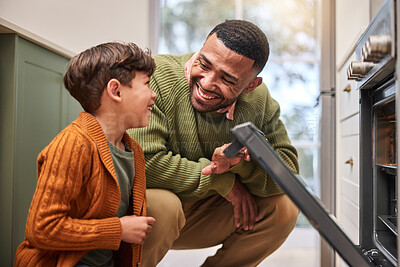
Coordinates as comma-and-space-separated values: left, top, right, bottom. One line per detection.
362, 45, 379, 62
362, 35, 392, 62
347, 61, 375, 80
347, 68, 362, 81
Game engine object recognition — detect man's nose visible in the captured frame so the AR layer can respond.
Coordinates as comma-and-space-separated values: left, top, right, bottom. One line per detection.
201, 73, 217, 91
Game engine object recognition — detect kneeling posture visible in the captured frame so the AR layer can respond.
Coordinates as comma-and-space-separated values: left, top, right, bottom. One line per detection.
129, 19, 299, 267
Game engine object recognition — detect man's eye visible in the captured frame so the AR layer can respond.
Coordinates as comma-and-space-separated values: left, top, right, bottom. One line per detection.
223, 77, 234, 85
199, 61, 209, 69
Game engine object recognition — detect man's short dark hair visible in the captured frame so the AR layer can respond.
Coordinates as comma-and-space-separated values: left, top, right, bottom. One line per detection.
207, 20, 269, 73
64, 42, 155, 113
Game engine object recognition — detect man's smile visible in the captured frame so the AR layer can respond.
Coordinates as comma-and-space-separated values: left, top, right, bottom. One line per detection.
196, 83, 218, 100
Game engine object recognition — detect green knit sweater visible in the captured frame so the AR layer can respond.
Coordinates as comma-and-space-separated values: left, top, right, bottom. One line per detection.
128, 53, 299, 202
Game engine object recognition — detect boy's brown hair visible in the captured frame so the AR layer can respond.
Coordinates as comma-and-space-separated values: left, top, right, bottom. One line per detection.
64, 41, 156, 113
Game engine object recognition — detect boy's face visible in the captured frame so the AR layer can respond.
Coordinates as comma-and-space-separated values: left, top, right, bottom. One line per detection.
121, 71, 157, 129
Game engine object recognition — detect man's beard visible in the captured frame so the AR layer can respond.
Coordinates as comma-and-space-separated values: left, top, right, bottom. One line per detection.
188, 79, 235, 113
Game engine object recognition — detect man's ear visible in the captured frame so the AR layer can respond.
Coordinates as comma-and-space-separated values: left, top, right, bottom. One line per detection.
243, 77, 262, 94
106, 79, 122, 102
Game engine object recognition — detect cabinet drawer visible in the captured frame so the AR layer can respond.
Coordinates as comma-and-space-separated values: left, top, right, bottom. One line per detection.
340, 134, 360, 185
339, 205, 360, 245
338, 54, 359, 120
341, 114, 359, 137
341, 178, 359, 213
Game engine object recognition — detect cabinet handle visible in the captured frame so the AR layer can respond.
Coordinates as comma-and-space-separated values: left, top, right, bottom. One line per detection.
343, 85, 351, 92
345, 158, 354, 166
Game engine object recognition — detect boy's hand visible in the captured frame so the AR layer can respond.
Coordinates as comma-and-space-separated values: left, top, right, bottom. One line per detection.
202, 143, 251, 175
120, 215, 156, 244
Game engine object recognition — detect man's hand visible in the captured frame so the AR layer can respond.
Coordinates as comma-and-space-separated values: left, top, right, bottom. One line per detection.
202, 143, 250, 175
120, 215, 156, 244
225, 178, 258, 231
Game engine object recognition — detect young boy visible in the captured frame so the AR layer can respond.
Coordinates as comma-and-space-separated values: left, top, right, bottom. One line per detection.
14, 41, 157, 267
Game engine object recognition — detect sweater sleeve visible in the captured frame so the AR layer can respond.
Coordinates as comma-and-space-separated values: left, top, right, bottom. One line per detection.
25, 130, 122, 251
128, 55, 236, 201
229, 87, 299, 197
129, 100, 235, 201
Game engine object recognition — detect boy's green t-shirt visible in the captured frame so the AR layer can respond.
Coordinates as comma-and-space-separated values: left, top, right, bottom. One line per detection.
77, 141, 134, 267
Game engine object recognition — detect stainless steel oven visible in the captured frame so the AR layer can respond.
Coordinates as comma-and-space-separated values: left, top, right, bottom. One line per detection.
347, 0, 397, 265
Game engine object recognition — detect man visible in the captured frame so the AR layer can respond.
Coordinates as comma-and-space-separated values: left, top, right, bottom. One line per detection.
129, 20, 299, 267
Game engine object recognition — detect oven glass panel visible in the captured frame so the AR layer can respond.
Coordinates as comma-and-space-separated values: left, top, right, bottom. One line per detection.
375, 99, 396, 167
373, 97, 397, 261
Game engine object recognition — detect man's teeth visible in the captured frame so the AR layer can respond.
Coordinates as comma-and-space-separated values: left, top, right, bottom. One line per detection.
198, 87, 216, 100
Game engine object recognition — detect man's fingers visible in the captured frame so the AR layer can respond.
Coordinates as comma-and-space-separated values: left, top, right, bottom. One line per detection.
242, 201, 249, 231
238, 147, 251, 161
247, 197, 258, 230
201, 165, 212, 175
244, 148, 251, 161
234, 205, 241, 228
201, 162, 216, 175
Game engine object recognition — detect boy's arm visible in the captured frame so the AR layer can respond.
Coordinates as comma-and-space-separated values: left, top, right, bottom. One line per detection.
25, 130, 122, 251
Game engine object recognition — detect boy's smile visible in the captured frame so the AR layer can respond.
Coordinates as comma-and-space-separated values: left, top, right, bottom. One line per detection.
121, 71, 157, 129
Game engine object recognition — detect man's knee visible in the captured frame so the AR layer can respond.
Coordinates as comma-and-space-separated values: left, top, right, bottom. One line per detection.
280, 194, 299, 229
257, 194, 299, 235
270, 194, 299, 234
146, 189, 186, 234
143, 189, 185, 266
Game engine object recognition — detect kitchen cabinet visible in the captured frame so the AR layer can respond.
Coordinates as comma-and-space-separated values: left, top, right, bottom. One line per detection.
335, 51, 362, 267
337, 55, 359, 120
0, 34, 81, 266
335, 1, 370, 266
336, 53, 361, 245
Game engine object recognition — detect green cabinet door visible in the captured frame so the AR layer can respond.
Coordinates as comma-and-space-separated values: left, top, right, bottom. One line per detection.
0, 34, 81, 266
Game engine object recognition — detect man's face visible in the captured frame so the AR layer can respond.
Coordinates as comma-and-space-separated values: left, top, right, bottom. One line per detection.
189, 33, 259, 113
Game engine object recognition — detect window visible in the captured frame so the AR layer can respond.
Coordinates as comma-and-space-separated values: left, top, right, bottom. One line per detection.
155, 0, 321, 266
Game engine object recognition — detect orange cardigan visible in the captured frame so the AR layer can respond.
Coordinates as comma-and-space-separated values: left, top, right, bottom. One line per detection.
14, 112, 147, 267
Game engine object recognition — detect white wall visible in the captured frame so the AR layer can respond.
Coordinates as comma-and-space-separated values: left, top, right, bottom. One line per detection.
335, 0, 370, 66
0, 0, 150, 56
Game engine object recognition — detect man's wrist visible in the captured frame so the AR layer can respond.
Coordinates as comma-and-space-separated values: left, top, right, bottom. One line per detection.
210, 172, 236, 197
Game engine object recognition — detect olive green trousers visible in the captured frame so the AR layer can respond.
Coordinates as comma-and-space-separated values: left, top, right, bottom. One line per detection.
141, 189, 299, 267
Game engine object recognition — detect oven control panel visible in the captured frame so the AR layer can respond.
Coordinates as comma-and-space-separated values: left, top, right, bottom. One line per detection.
362, 35, 392, 62
346, 0, 395, 89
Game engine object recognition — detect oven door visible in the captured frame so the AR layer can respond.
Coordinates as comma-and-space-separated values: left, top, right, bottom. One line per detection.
360, 80, 398, 266
224, 122, 376, 267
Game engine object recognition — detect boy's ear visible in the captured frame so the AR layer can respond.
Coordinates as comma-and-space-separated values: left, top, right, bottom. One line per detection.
106, 79, 122, 102
243, 77, 262, 94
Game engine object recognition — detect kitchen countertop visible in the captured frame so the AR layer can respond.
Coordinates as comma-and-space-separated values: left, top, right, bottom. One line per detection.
0, 17, 74, 59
